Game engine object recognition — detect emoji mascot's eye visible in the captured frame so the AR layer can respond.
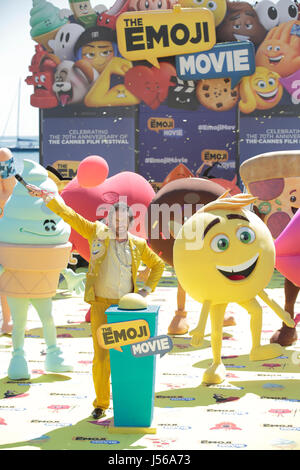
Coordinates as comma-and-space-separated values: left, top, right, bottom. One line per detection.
236, 227, 256, 244
277, 0, 298, 24
257, 80, 267, 88
254, 0, 279, 30
211, 234, 230, 252
207, 1, 217, 11
268, 77, 276, 86
290, 195, 297, 203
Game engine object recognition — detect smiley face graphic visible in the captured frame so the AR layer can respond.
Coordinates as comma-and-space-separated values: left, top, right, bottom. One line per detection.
91, 238, 105, 258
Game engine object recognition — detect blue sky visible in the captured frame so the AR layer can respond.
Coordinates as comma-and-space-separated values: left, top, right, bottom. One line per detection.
0, 0, 269, 137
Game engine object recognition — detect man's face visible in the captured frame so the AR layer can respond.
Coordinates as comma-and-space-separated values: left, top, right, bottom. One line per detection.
109, 208, 131, 238
81, 41, 114, 73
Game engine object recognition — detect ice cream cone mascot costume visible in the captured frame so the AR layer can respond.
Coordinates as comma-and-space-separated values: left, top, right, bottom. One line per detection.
0, 148, 16, 334
173, 193, 295, 385
0, 160, 77, 380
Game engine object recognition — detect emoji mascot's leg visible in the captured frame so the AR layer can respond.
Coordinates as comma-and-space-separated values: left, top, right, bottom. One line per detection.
1, 295, 13, 334
6, 297, 30, 380
168, 282, 189, 335
202, 303, 226, 385
270, 278, 298, 346
241, 297, 284, 361
90, 299, 118, 411
31, 298, 73, 373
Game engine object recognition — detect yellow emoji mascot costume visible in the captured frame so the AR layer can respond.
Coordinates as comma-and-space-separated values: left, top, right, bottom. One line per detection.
173, 193, 295, 385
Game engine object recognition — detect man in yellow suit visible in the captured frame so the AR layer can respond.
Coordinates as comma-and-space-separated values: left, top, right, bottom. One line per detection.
28, 187, 165, 419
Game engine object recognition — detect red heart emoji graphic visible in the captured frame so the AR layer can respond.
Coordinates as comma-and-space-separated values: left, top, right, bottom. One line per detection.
124, 62, 176, 109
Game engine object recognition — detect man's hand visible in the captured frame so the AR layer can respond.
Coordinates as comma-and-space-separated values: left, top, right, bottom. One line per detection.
137, 289, 149, 298
26, 184, 52, 202
26, 184, 44, 197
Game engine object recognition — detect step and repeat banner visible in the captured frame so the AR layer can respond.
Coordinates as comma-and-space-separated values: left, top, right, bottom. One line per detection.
26, 0, 300, 188
41, 107, 137, 178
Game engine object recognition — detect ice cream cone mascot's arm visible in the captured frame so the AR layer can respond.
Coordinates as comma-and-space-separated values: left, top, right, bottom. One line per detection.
173, 192, 295, 385
27, 181, 164, 419
0, 160, 86, 380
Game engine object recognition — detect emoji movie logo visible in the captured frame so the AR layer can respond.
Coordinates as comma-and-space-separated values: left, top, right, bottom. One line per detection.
97, 320, 150, 352
116, 5, 216, 67
131, 334, 173, 358
202, 149, 229, 163
176, 41, 255, 87
148, 118, 175, 133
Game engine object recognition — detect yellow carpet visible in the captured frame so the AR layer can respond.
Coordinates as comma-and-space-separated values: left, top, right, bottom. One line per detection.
0, 269, 299, 450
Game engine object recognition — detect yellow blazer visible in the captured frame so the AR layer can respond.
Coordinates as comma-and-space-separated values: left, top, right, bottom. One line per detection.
47, 198, 165, 304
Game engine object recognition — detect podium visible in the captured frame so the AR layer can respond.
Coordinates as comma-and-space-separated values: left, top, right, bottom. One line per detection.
106, 304, 159, 432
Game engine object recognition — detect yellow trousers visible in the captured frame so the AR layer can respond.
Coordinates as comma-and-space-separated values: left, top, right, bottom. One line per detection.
90, 297, 119, 410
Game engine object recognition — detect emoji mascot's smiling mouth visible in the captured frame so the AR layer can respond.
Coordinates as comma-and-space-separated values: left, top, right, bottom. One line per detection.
269, 55, 284, 64
257, 88, 279, 101
234, 34, 250, 41
216, 253, 259, 281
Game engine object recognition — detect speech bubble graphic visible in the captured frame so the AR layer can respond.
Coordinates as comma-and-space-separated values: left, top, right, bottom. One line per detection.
147, 117, 175, 133
97, 319, 150, 352
130, 334, 173, 358
116, 5, 216, 68
176, 41, 255, 88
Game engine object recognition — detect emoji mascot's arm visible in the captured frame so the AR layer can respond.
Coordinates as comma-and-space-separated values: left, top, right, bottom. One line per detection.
258, 290, 295, 328
189, 299, 211, 347
84, 57, 139, 107
61, 268, 86, 295
239, 76, 257, 114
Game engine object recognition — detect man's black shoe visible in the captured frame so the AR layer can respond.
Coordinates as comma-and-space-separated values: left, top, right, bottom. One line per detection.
91, 408, 106, 419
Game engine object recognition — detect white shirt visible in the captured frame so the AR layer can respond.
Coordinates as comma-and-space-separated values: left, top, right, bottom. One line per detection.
94, 238, 133, 299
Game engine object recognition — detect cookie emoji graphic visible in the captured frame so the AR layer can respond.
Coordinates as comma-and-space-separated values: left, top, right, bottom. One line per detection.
196, 77, 239, 111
